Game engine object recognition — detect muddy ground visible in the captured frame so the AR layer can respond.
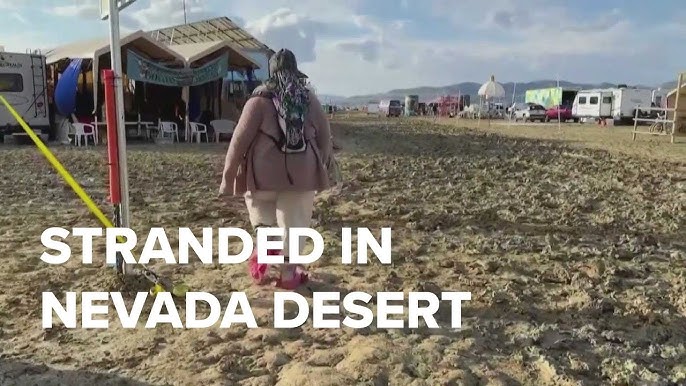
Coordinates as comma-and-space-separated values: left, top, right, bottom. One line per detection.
0, 117, 685, 385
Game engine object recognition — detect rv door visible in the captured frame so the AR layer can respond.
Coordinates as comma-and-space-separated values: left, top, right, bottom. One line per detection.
579, 92, 602, 117
599, 93, 612, 117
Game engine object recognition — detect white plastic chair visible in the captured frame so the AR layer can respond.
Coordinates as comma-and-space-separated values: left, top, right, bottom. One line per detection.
210, 119, 235, 142
70, 113, 99, 144
71, 122, 96, 147
189, 122, 208, 143
158, 121, 179, 142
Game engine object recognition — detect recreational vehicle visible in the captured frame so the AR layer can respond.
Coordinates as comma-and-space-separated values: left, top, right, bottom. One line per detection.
0, 49, 49, 142
572, 87, 653, 124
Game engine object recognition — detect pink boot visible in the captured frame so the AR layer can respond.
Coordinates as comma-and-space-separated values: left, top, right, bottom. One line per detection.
275, 264, 309, 290
248, 248, 281, 285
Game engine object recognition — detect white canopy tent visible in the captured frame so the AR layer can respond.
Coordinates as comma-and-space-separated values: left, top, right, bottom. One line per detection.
44, 30, 186, 115
148, 17, 280, 82
164, 41, 262, 135
45, 33, 263, 136
477, 75, 506, 127
167, 41, 261, 69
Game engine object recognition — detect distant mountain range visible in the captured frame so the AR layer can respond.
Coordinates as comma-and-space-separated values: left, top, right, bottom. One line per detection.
319, 79, 678, 107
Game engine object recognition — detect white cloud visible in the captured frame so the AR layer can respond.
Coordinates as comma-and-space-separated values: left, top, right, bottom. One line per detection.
1, 31, 59, 53
245, 8, 326, 63
10, 12, 27, 25
22, 0, 683, 96
286, 0, 670, 95
0, 0, 15, 9
337, 39, 382, 62
50, 1, 99, 18
127, 0, 215, 30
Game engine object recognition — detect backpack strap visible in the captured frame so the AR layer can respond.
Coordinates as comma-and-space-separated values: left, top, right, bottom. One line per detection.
248, 89, 295, 185
249, 90, 283, 147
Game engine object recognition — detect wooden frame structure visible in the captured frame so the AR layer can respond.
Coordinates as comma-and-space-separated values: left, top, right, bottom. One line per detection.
149, 17, 272, 51
632, 72, 686, 144
148, 17, 293, 80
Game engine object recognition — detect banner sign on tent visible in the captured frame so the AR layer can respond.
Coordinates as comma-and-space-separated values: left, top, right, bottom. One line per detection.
126, 50, 229, 87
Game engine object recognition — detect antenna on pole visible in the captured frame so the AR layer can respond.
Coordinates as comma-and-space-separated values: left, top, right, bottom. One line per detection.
183, 0, 187, 24
556, 73, 561, 131
508, 82, 516, 130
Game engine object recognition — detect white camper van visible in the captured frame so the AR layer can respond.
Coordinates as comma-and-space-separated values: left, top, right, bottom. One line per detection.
366, 102, 379, 115
0, 49, 49, 142
572, 87, 653, 124
572, 90, 613, 120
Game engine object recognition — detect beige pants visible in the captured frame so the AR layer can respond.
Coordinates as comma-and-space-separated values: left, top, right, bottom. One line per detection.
244, 190, 316, 258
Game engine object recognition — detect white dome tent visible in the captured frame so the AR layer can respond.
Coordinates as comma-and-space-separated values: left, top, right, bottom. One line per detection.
477, 75, 506, 127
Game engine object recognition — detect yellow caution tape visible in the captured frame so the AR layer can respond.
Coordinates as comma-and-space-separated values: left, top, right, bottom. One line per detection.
1, 96, 188, 297
149, 283, 165, 296
0, 96, 115, 228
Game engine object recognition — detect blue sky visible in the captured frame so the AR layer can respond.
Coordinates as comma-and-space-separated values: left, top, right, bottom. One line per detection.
1, 0, 684, 96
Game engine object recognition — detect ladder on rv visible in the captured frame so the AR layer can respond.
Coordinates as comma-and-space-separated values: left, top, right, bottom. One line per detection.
26, 49, 47, 119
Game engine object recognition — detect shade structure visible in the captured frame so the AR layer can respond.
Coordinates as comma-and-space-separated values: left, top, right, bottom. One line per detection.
45, 30, 187, 114
477, 75, 505, 128
478, 75, 505, 100
166, 41, 260, 69
148, 16, 289, 79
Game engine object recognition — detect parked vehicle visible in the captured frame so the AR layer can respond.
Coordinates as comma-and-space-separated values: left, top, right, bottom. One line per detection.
572, 87, 653, 124
572, 90, 612, 120
525, 87, 579, 109
0, 49, 50, 142
511, 102, 546, 122
366, 102, 379, 115
378, 99, 402, 117
545, 105, 575, 122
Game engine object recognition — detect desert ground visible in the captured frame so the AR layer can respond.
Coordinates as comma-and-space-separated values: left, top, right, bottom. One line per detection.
0, 115, 685, 386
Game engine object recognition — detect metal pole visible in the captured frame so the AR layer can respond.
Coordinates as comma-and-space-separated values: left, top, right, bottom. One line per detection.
557, 75, 561, 130
107, 0, 131, 274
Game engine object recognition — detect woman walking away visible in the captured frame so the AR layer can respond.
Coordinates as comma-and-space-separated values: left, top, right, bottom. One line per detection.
219, 48, 333, 290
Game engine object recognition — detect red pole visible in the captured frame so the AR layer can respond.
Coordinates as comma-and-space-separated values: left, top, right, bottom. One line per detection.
102, 69, 121, 205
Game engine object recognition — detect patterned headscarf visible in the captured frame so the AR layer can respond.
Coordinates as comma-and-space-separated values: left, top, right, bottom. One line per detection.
263, 49, 310, 135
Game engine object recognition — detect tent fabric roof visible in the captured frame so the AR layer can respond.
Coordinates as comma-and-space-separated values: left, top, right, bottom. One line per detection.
44, 30, 187, 115
148, 17, 273, 53
167, 41, 260, 69
44, 30, 185, 65
478, 76, 506, 98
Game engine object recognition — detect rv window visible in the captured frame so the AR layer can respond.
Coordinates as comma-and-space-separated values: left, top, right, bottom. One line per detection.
0, 73, 23, 92
579, 97, 587, 104
602, 96, 612, 104
589, 96, 598, 105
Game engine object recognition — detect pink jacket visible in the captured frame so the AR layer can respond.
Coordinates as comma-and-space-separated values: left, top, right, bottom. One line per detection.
219, 87, 332, 196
